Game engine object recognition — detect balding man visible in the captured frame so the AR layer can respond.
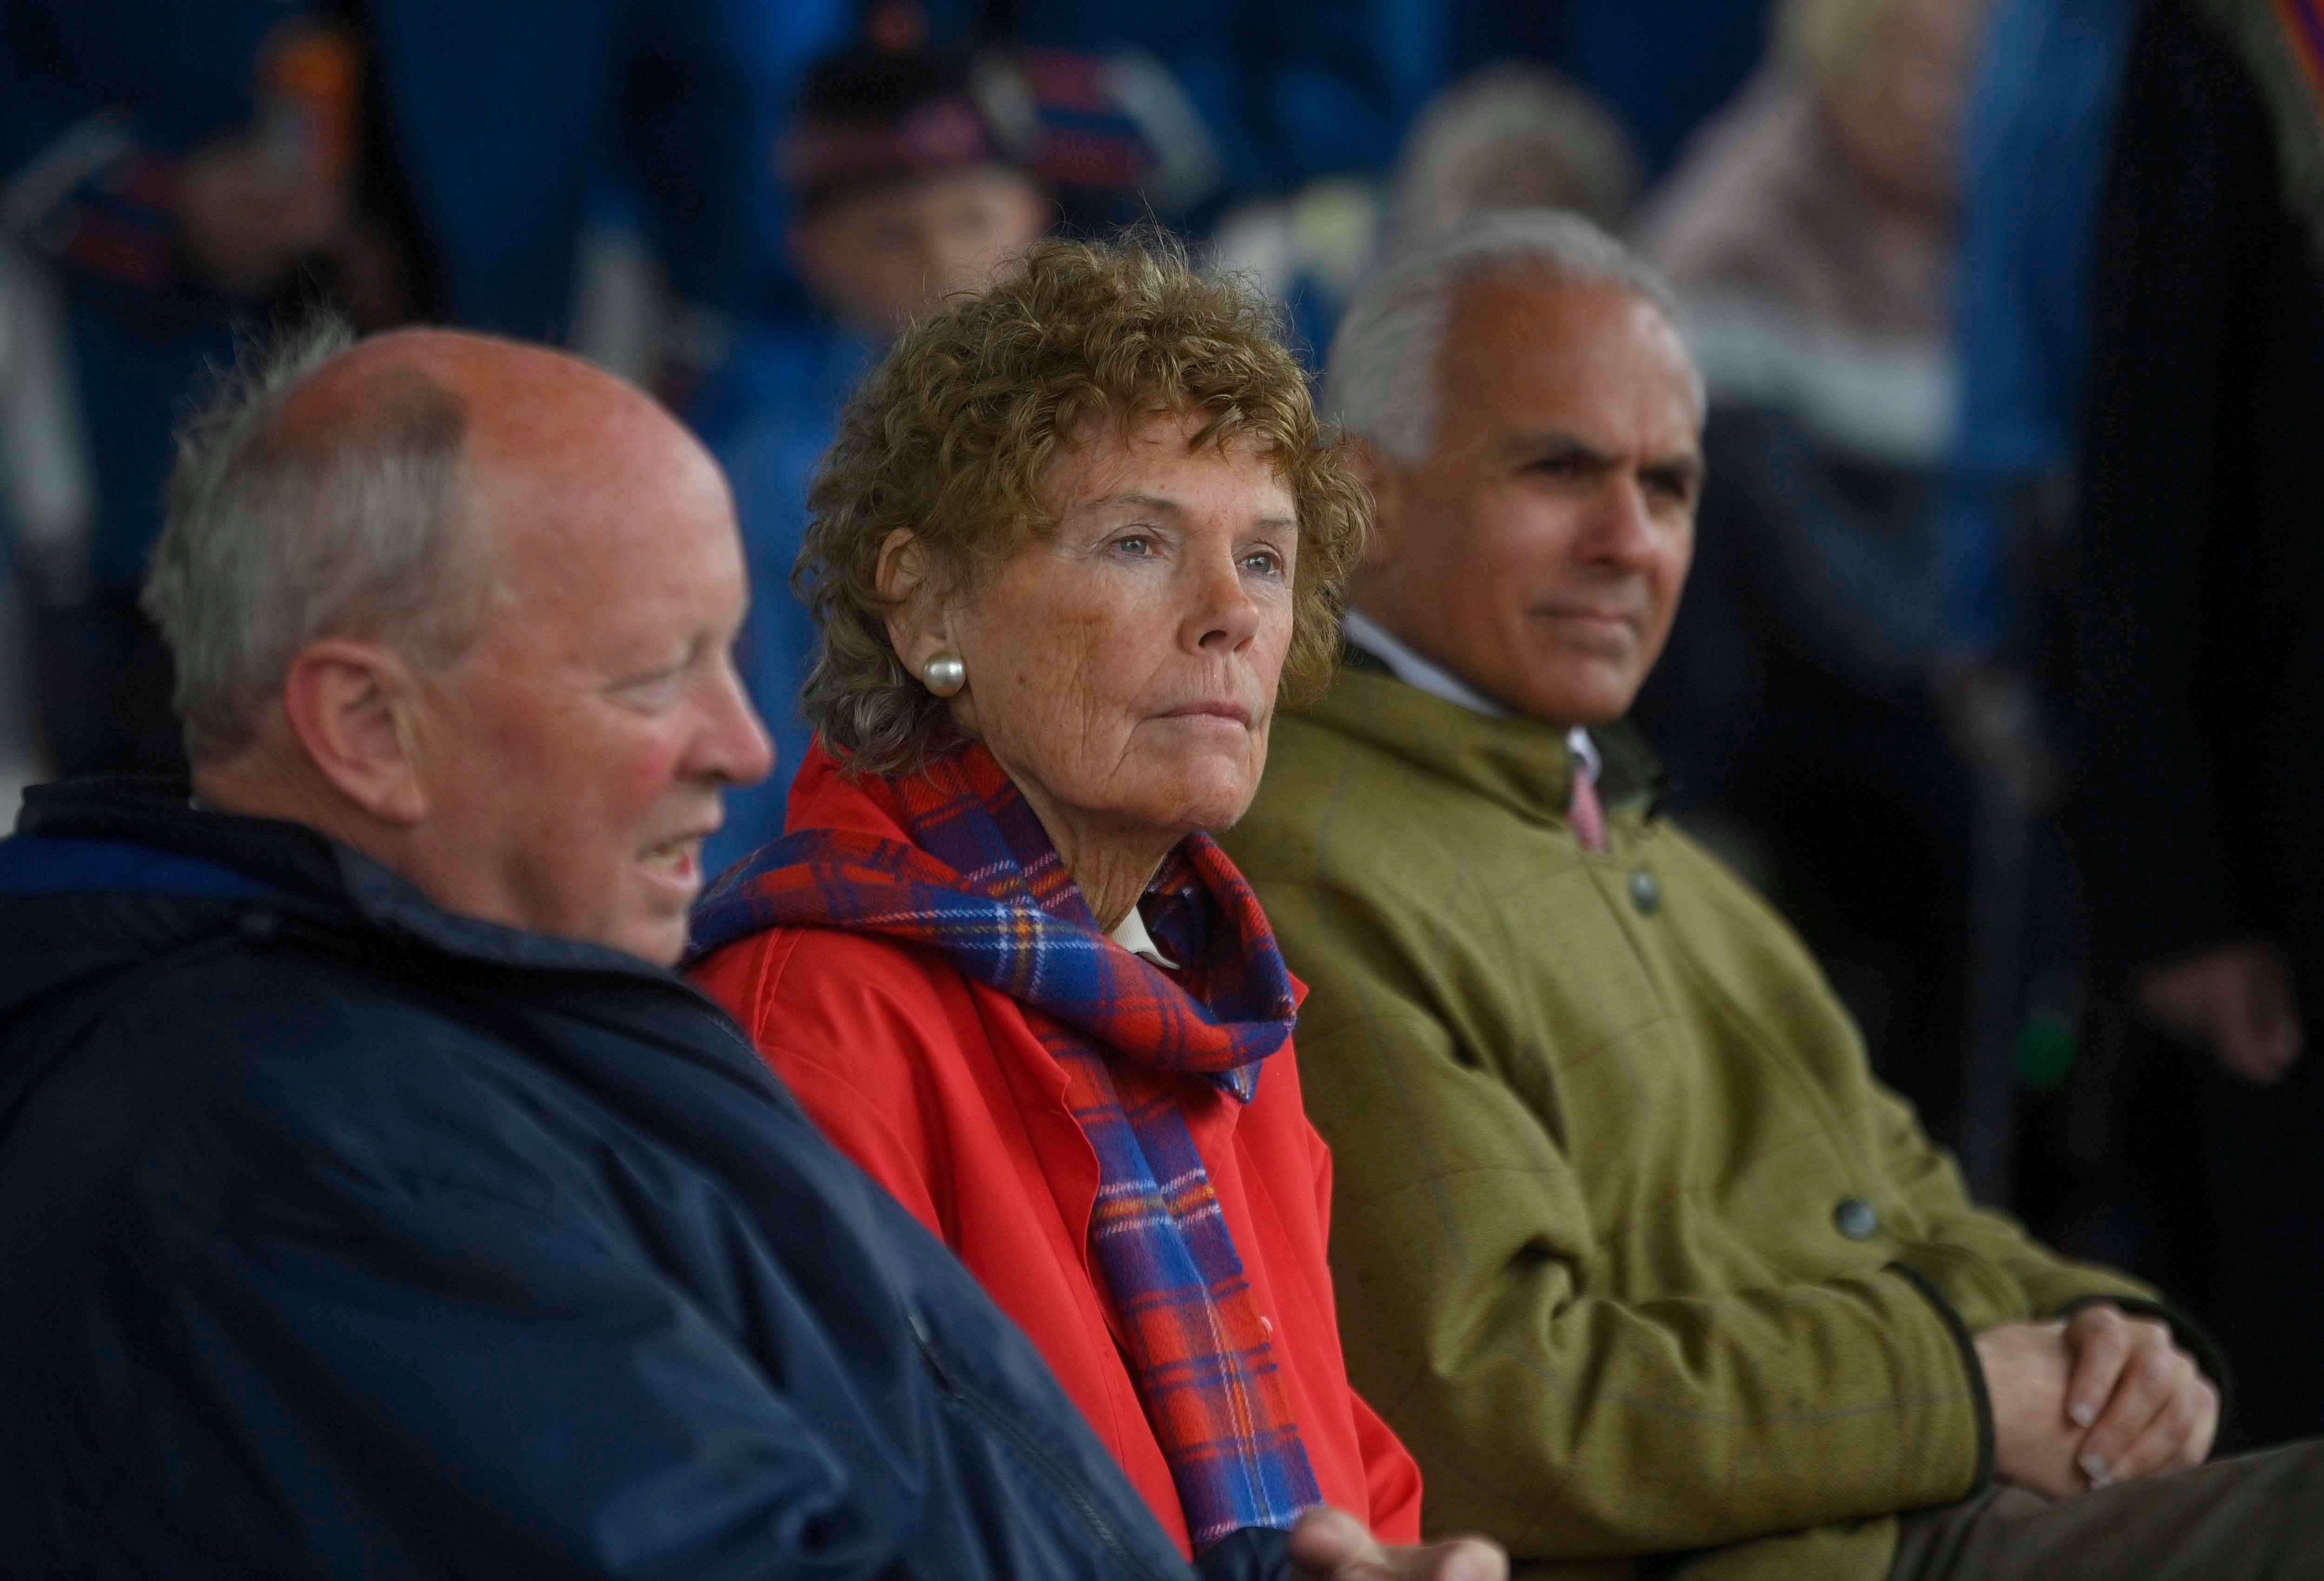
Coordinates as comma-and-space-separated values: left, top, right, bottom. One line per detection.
0, 323, 1471, 1580
1223, 212, 2324, 1579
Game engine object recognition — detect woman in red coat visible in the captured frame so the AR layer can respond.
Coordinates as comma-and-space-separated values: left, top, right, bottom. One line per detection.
688, 236, 1424, 1560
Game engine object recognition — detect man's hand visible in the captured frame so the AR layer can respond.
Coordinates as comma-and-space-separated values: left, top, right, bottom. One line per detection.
1974, 1320, 2085, 1498
2059, 1304, 2218, 1489
1288, 1507, 1506, 1581
2138, 940, 2304, 1084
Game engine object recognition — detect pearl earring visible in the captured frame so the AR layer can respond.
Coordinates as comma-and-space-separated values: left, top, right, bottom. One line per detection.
920, 652, 967, 697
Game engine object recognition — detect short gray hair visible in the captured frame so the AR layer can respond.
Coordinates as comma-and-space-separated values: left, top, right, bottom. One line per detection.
142, 318, 481, 763
1324, 209, 1699, 466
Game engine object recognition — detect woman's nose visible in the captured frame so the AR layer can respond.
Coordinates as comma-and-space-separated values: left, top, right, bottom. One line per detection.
1185, 547, 1261, 652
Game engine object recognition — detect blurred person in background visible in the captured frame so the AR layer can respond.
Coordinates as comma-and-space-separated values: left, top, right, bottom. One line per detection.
1930, 0, 2139, 1226
1211, 58, 1643, 386
886, 0, 1439, 233
1940, 0, 2136, 708
1443, 0, 1772, 179
0, 0, 844, 780
0, 236, 82, 824
867, 0, 1445, 365
691, 43, 1053, 875
1380, 63, 1640, 260
1635, 0, 1991, 1147
2071, 0, 2324, 1453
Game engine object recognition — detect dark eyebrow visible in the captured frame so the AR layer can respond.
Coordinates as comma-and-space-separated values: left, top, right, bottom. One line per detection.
1504, 429, 1705, 495
1644, 451, 1706, 495
1501, 429, 1615, 467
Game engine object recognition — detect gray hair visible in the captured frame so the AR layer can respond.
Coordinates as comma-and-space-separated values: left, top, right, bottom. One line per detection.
1384, 66, 1642, 258
1324, 209, 1700, 466
141, 317, 481, 763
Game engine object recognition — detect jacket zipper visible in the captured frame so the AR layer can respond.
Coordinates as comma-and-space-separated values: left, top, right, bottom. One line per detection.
907, 1308, 1179, 1581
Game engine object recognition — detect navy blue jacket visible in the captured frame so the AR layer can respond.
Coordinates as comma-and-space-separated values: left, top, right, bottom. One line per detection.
0, 779, 1291, 1579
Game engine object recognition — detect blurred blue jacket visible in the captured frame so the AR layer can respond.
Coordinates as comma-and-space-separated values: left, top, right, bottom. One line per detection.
919, 0, 1443, 203
689, 320, 879, 880
0, 0, 847, 596
1939, 0, 2137, 653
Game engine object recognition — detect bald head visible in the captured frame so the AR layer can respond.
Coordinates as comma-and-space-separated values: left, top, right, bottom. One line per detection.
146, 325, 728, 763
277, 325, 695, 489
147, 320, 771, 962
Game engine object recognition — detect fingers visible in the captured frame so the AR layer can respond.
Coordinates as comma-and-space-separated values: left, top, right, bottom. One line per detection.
2187, 1378, 2222, 1467
1401, 1537, 1507, 1581
1288, 1507, 1380, 1577
1975, 1320, 2084, 1498
2071, 1315, 2205, 1488
2107, 1377, 2221, 1485
2062, 1306, 2134, 1433
1285, 1509, 1508, 1581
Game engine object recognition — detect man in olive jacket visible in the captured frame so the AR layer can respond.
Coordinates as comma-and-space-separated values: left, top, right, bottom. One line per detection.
1223, 211, 2324, 1578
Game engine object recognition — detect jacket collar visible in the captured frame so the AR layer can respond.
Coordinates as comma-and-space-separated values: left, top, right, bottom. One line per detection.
1309, 655, 1665, 824
11, 777, 685, 985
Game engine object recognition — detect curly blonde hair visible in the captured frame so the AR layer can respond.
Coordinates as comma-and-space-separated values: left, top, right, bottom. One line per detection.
796, 232, 1371, 777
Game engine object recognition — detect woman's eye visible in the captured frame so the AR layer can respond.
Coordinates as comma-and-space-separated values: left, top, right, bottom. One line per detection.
1242, 549, 1284, 577
1113, 535, 1153, 557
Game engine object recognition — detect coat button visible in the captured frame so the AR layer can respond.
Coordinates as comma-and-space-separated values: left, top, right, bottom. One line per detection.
1834, 1198, 1880, 1241
1628, 870, 1661, 915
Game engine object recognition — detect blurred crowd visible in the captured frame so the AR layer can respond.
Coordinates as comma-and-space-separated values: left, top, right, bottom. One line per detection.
4, 0, 2322, 1448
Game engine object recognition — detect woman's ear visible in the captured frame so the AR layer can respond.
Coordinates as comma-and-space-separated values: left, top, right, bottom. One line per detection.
1347, 440, 1403, 572
875, 527, 947, 669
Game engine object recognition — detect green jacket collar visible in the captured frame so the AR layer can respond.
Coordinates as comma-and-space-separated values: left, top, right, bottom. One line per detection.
1303, 652, 1665, 825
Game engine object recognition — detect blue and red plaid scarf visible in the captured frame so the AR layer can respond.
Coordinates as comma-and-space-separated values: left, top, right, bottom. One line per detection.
690, 743, 1322, 1548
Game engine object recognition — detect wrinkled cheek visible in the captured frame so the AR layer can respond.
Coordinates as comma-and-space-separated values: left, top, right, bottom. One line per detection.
1253, 622, 1297, 695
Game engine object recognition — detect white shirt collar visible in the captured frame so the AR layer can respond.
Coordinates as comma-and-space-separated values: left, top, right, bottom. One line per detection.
1108, 903, 1179, 970
1342, 607, 1600, 781
1567, 722, 1602, 784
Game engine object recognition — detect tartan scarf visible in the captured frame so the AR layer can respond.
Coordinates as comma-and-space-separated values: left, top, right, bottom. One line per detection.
689, 743, 1322, 1547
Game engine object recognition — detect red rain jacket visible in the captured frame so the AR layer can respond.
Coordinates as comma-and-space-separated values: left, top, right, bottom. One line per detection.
691, 749, 1424, 1556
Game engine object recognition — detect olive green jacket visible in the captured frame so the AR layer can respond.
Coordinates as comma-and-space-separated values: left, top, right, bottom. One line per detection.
1223, 666, 2197, 1581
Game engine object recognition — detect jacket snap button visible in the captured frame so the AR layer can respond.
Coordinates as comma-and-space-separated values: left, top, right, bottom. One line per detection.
1628, 870, 1661, 915
1834, 1197, 1880, 1241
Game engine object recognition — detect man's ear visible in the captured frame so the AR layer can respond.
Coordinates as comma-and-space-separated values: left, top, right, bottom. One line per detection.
1347, 439, 1405, 572
875, 527, 952, 671
278, 638, 431, 825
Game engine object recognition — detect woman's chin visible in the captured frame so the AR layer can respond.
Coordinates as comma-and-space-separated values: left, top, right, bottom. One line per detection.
1137, 761, 1261, 837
